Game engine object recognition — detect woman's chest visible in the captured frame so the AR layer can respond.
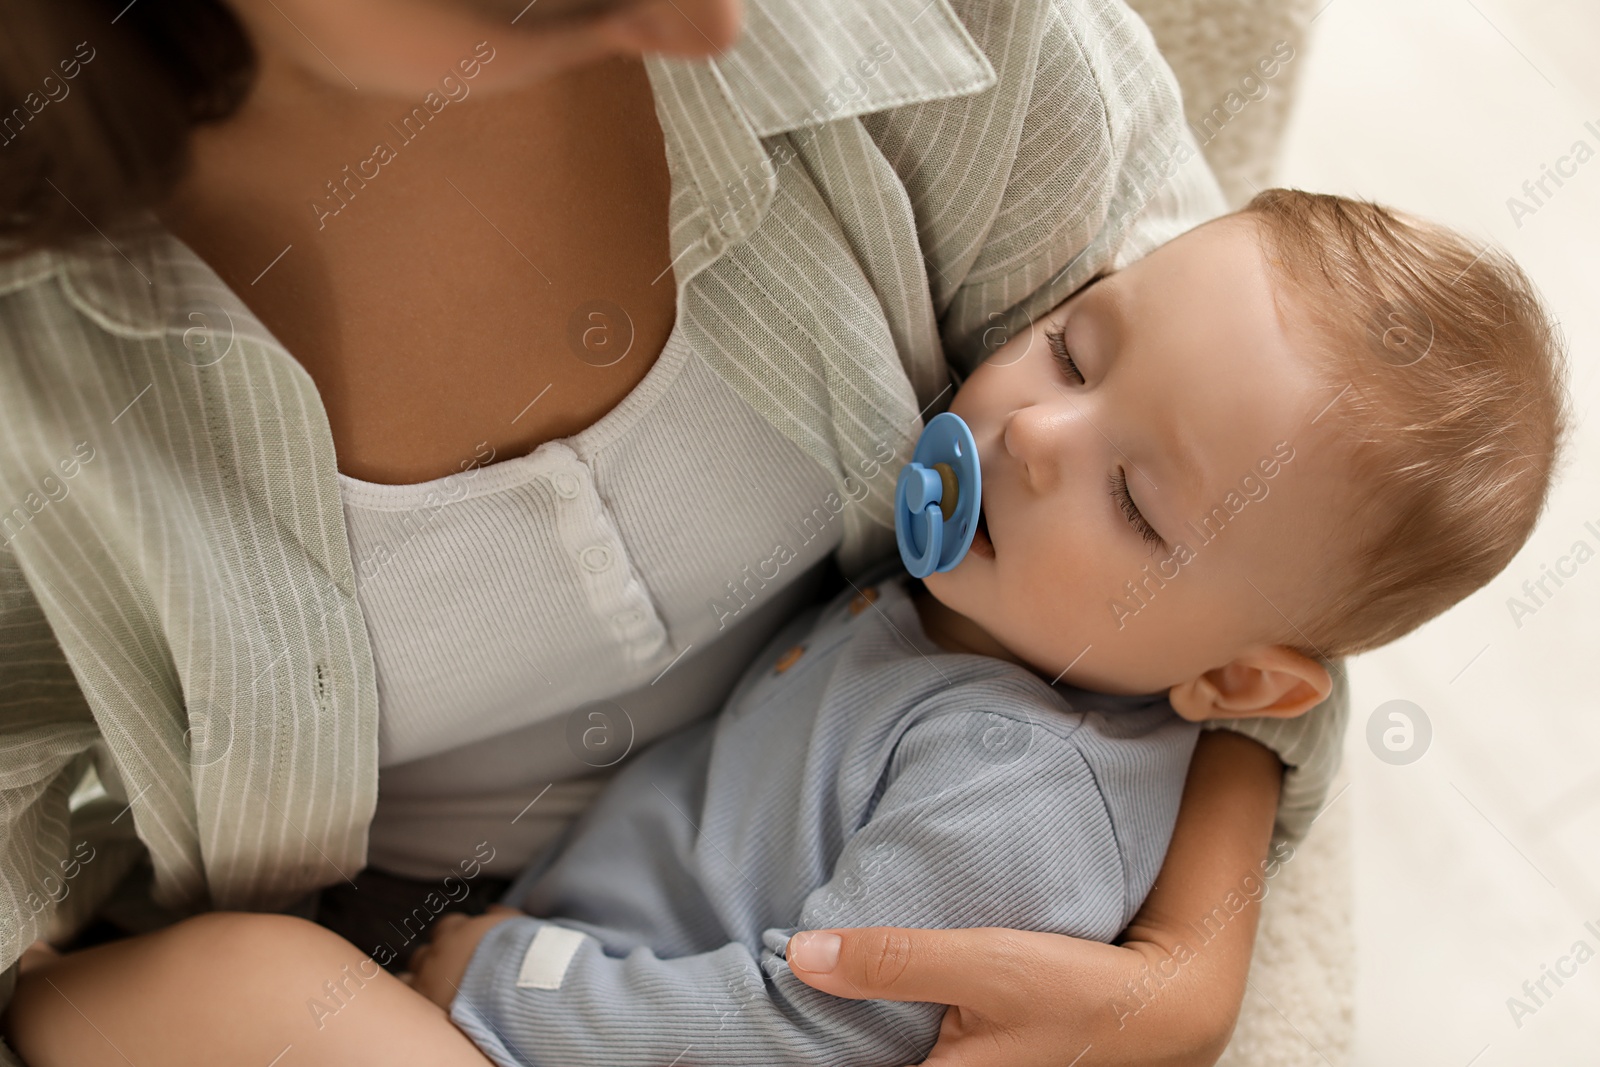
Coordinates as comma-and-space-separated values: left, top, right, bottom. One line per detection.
295, 187, 681, 485
163, 56, 679, 486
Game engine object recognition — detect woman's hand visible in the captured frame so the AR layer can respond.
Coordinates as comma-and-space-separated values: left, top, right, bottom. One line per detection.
786, 927, 1232, 1067
786, 731, 1288, 1066
479, 0, 747, 83
407, 905, 524, 1010
17, 940, 62, 976
225, 0, 744, 101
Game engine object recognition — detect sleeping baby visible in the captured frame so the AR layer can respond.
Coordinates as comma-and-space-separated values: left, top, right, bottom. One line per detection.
411, 189, 1571, 1064
3, 189, 1568, 1067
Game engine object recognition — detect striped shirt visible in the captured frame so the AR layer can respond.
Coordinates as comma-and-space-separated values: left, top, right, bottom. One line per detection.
0, 0, 1347, 1044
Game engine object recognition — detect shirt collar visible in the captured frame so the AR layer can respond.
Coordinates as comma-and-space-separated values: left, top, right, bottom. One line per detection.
643, 0, 994, 290
0, 241, 56, 297
0, 216, 176, 339
2, 0, 995, 336
713, 0, 994, 138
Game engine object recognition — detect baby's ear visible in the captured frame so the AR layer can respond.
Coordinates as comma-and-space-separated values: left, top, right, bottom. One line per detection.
1167, 646, 1332, 723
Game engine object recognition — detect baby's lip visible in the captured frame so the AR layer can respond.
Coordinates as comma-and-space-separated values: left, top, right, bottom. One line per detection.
968, 500, 994, 559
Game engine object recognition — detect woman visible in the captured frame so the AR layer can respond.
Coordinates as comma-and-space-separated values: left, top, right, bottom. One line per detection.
0, 0, 1346, 1063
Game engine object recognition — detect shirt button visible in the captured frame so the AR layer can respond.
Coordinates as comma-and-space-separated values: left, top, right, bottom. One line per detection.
551, 472, 580, 499
614, 609, 642, 627
580, 545, 613, 572
774, 645, 805, 674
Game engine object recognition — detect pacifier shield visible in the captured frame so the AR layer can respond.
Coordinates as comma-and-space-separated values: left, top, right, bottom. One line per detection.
895, 412, 982, 578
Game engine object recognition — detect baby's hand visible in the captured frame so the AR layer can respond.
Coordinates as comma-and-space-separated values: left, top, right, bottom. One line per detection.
408, 904, 523, 1010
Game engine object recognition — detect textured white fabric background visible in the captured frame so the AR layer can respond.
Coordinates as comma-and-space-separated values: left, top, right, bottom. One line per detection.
1276, 1, 1600, 1063
1131, 0, 1600, 1061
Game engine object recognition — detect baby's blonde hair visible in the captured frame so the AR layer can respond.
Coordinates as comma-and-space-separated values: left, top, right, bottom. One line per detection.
1242, 188, 1572, 658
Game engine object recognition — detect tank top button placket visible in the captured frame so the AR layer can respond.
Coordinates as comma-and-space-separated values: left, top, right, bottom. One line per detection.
545, 444, 667, 670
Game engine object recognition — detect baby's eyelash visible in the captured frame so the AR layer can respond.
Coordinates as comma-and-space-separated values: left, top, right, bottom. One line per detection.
1046, 323, 1160, 553
1110, 468, 1164, 551
1044, 326, 1083, 383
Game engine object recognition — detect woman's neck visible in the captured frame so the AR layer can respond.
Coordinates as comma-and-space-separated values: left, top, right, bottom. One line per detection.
160, 41, 604, 230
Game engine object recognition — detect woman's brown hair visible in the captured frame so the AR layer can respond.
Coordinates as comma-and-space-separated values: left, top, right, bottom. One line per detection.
0, 0, 254, 257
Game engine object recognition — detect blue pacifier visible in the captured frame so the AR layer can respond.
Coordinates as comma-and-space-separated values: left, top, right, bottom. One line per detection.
895, 411, 983, 578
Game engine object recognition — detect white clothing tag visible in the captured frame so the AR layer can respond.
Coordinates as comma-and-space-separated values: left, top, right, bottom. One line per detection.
515, 925, 588, 990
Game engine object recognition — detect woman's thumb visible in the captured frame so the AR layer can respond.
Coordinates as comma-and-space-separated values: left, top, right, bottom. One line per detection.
785, 926, 997, 1005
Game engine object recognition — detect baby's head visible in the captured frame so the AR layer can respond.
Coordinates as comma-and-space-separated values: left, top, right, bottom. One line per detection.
924, 189, 1570, 722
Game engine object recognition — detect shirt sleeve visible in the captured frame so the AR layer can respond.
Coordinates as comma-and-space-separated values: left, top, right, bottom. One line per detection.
0, 548, 105, 1042
447, 706, 1185, 1067
870, 0, 1232, 379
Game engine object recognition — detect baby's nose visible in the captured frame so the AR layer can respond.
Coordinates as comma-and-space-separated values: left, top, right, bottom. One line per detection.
1004, 406, 1071, 492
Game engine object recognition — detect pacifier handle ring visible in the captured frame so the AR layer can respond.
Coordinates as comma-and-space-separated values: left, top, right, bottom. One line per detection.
894, 412, 982, 579
895, 468, 945, 577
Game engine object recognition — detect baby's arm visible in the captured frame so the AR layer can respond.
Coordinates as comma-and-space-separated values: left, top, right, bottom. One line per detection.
2, 911, 494, 1067
447, 706, 1196, 1067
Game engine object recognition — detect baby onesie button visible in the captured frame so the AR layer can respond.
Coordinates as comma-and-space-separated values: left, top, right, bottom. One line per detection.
773, 645, 805, 674
551, 472, 580, 499
848, 587, 879, 616
580, 545, 613, 572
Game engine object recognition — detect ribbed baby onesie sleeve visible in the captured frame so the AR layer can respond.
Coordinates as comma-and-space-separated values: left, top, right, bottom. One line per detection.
447, 706, 1196, 1067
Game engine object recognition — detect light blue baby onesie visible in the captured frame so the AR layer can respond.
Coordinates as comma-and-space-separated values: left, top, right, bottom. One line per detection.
449, 573, 1200, 1066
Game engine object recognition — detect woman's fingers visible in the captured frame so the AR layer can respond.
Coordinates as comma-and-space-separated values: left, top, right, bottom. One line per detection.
409, 910, 466, 973
596, 0, 745, 56
408, 909, 526, 1011
785, 926, 1037, 1009
793, 925, 1239, 1067
17, 939, 62, 976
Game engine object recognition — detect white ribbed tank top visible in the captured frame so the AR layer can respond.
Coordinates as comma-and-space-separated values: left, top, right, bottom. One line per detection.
338, 321, 845, 879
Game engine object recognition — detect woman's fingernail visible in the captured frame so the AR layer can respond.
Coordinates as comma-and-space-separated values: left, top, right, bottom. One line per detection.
789, 931, 841, 973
